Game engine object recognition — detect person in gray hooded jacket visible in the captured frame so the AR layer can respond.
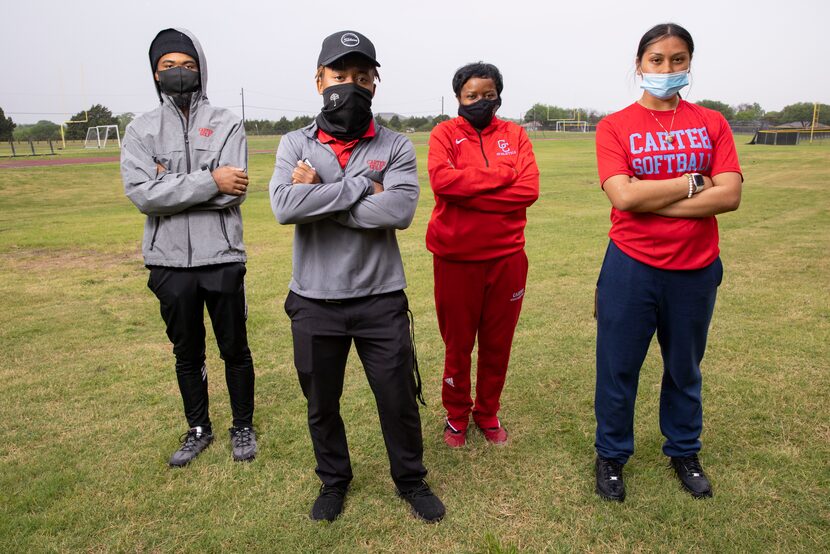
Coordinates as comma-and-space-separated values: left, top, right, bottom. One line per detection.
121, 28, 256, 467
270, 30, 445, 524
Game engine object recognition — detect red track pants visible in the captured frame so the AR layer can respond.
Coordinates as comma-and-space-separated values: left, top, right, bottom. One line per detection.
434, 249, 528, 432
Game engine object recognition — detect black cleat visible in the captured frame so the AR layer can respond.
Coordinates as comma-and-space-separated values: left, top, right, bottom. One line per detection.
310, 484, 348, 522
595, 456, 626, 502
168, 427, 214, 467
670, 454, 713, 498
397, 480, 446, 523
229, 426, 257, 462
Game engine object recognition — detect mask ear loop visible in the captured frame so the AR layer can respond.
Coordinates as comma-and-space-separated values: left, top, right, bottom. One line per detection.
684, 69, 693, 102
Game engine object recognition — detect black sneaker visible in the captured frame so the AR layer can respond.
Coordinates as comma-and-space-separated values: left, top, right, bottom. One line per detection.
229, 426, 257, 462
595, 456, 625, 502
168, 427, 214, 467
310, 484, 348, 522
670, 454, 712, 498
397, 480, 446, 523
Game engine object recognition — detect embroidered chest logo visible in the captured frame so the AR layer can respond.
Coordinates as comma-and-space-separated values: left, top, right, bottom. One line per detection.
367, 160, 387, 171
199, 128, 214, 138
496, 138, 517, 156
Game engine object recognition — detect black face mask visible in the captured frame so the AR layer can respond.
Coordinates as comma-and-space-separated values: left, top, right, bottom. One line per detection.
458, 97, 501, 130
316, 84, 373, 140
157, 67, 201, 110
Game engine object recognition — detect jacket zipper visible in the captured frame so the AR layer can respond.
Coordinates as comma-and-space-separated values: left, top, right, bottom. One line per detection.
219, 212, 232, 250
175, 104, 194, 266
342, 140, 364, 174
149, 217, 160, 250
476, 130, 489, 167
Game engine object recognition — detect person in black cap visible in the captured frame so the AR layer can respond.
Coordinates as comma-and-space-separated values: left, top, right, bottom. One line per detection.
269, 30, 445, 523
121, 28, 257, 467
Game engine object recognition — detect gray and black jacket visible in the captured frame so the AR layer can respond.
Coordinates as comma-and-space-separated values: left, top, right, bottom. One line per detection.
121, 28, 247, 268
269, 122, 419, 299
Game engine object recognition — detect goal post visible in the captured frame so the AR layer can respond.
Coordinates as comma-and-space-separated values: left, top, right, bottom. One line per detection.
554, 121, 588, 132
84, 125, 121, 149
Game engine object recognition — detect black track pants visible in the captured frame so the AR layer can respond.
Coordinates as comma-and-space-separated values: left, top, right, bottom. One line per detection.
148, 262, 255, 430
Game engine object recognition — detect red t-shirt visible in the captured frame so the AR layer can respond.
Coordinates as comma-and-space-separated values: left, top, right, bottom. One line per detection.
596, 100, 742, 269
317, 120, 376, 168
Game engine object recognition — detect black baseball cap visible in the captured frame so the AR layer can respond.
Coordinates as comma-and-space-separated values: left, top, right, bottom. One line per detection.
317, 30, 380, 68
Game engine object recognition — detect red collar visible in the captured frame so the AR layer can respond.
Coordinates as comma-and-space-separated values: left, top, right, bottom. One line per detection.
317, 119, 376, 145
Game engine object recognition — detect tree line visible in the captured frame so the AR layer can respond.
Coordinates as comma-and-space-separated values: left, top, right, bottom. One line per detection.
523, 101, 830, 130
2, 99, 826, 143
242, 114, 452, 135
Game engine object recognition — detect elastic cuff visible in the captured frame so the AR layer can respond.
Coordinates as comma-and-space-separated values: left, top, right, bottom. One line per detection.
473, 416, 500, 430
445, 418, 468, 433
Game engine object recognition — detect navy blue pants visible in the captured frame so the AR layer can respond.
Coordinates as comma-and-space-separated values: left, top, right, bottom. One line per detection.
595, 241, 722, 464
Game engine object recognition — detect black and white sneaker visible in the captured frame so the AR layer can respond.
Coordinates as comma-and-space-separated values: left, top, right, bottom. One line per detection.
670, 454, 712, 498
595, 456, 626, 502
229, 426, 257, 462
397, 480, 446, 523
168, 427, 214, 467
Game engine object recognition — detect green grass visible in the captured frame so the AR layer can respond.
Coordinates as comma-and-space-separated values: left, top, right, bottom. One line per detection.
0, 135, 828, 552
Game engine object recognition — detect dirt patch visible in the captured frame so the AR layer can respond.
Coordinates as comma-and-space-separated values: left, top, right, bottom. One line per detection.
0, 156, 120, 169
0, 246, 144, 273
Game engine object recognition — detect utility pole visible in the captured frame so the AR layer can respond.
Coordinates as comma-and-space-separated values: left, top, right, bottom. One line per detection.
441, 96, 444, 116
240, 88, 246, 123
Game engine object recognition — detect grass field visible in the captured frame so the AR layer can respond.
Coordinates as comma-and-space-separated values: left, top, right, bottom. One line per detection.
0, 132, 828, 552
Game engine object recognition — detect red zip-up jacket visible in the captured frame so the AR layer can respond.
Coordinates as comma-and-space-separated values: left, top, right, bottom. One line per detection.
426, 116, 540, 261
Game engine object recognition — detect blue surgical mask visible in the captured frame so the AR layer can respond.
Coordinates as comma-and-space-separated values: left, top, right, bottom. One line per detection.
639, 70, 689, 100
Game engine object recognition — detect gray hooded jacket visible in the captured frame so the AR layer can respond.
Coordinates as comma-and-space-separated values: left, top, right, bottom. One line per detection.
270, 122, 419, 300
121, 28, 247, 268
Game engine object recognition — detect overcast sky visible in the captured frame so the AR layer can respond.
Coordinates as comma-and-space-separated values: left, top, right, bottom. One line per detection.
2, 0, 828, 125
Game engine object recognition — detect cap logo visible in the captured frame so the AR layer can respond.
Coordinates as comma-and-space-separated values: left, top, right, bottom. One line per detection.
341, 33, 360, 47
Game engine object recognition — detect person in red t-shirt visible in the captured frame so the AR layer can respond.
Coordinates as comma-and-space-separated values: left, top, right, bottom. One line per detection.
593, 23, 742, 502
426, 62, 540, 448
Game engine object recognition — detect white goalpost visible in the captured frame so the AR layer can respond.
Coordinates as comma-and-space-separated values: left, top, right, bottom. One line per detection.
554, 121, 588, 132
84, 125, 121, 149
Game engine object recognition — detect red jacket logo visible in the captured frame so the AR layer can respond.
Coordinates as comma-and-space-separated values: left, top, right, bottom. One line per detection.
496, 138, 517, 156
199, 128, 214, 138
367, 160, 387, 171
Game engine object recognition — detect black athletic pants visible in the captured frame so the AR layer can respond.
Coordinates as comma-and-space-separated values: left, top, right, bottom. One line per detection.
284, 290, 427, 489
148, 262, 255, 431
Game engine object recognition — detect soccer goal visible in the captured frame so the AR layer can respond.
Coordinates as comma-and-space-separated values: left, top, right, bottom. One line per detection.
555, 121, 588, 132
84, 125, 121, 149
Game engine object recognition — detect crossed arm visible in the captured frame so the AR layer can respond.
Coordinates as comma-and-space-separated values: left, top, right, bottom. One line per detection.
602, 171, 741, 218
427, 128, 539, 214
269, 134, 418, 229
122, 122, 249, 216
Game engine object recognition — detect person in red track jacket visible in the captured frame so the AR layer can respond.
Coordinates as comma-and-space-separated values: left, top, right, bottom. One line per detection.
426, 62, 540, 448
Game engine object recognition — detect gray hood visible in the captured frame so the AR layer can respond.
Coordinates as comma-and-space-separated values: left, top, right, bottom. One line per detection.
149, 27, 208, 103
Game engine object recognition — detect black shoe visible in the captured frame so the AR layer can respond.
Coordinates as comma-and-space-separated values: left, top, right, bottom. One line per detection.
168, 427, 214, 467
670, 454, 712, 498
310, 484, 348, 522
595, 456, 625, 502
397, 480, 446, 523
229, 426, 257, 462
